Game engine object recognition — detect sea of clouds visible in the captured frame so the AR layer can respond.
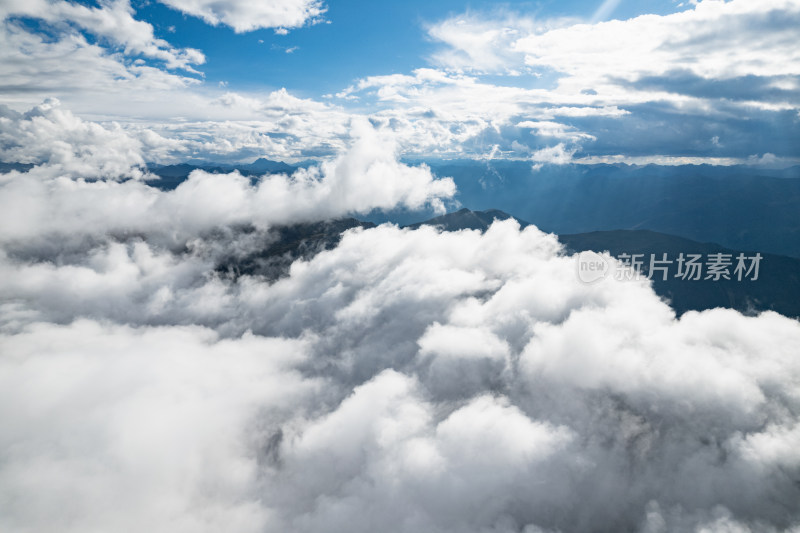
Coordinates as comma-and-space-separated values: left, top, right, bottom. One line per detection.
1, 102, 799, 533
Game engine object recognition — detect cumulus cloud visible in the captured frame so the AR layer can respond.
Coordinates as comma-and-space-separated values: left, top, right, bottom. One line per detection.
0, 99, 148, 178
0, 102, 798, 529
0, 113, 454, 246
0, 320, 316, 533
1, 3, 800, 530
513, 0, 800, 90
1, 0, 204, 72
1, 90, 350, 166
332, 0, 800, 163
45, 89, 353, 164
1, 214, 800, 532
531, 143, 578, 169
156, 0, 326, 33
335, 69, 560, 157
0, 4, 201, 113
4, 0, 797, 166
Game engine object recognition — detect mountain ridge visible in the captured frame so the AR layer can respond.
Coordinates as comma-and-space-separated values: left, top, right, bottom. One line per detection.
407, 208, 800, 318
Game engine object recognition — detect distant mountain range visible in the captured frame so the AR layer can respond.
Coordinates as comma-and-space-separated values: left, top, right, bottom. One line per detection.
145, 158, 312, 190
218, 208, 800, 319
559, 230, 800, 319
405, 208, 522, 231
424, 161, 800, 258
416, 208, 800, 319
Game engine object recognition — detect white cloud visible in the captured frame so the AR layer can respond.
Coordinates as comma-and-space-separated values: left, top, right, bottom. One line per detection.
0, 114, 455, 245
530, 143, 578, 169
2, 216, 800, 531
336, 69, 556, 156
1, 0, 204, 72
156, 0, 326, 33
0, 8, 201, 114
1, 5, 800, 524
422, 0, 800, 105
3, 92, 351, 167
4, 1, 796, 166
426, 14, 536, 74
572, 154, 752, 166
343, 0, 796, 162
426, 11, 584, 75
513, 0, 800, 89
2, 0, 798, 167
0, 320, 315, 533
0, 99, 149, 178
517, 120, 596, 141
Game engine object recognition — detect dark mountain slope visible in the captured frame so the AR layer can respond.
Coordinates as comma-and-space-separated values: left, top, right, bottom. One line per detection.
146, 159, 299, 190
560, 229, 800, 318
215, 218, 375, 281
404, 208, 526, 231
208, 207, 799, 318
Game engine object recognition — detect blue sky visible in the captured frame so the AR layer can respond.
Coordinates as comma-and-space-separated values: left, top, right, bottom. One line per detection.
135, 0, 688, 96
1, 0, 799, 166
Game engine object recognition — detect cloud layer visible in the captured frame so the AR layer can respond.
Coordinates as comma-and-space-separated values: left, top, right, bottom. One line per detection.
2, 0, 798, 165
1, 0, 204, 72
1, 134, 799, 531
1, 2, 800, 531
0, 108, 454, 247
157, 0, 326, 33
342, 0, 800, 163
0, 99, 150, 178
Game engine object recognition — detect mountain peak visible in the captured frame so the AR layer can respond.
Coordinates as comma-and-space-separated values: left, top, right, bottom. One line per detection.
244, 158, 294, 173
405, 208, 528, 232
